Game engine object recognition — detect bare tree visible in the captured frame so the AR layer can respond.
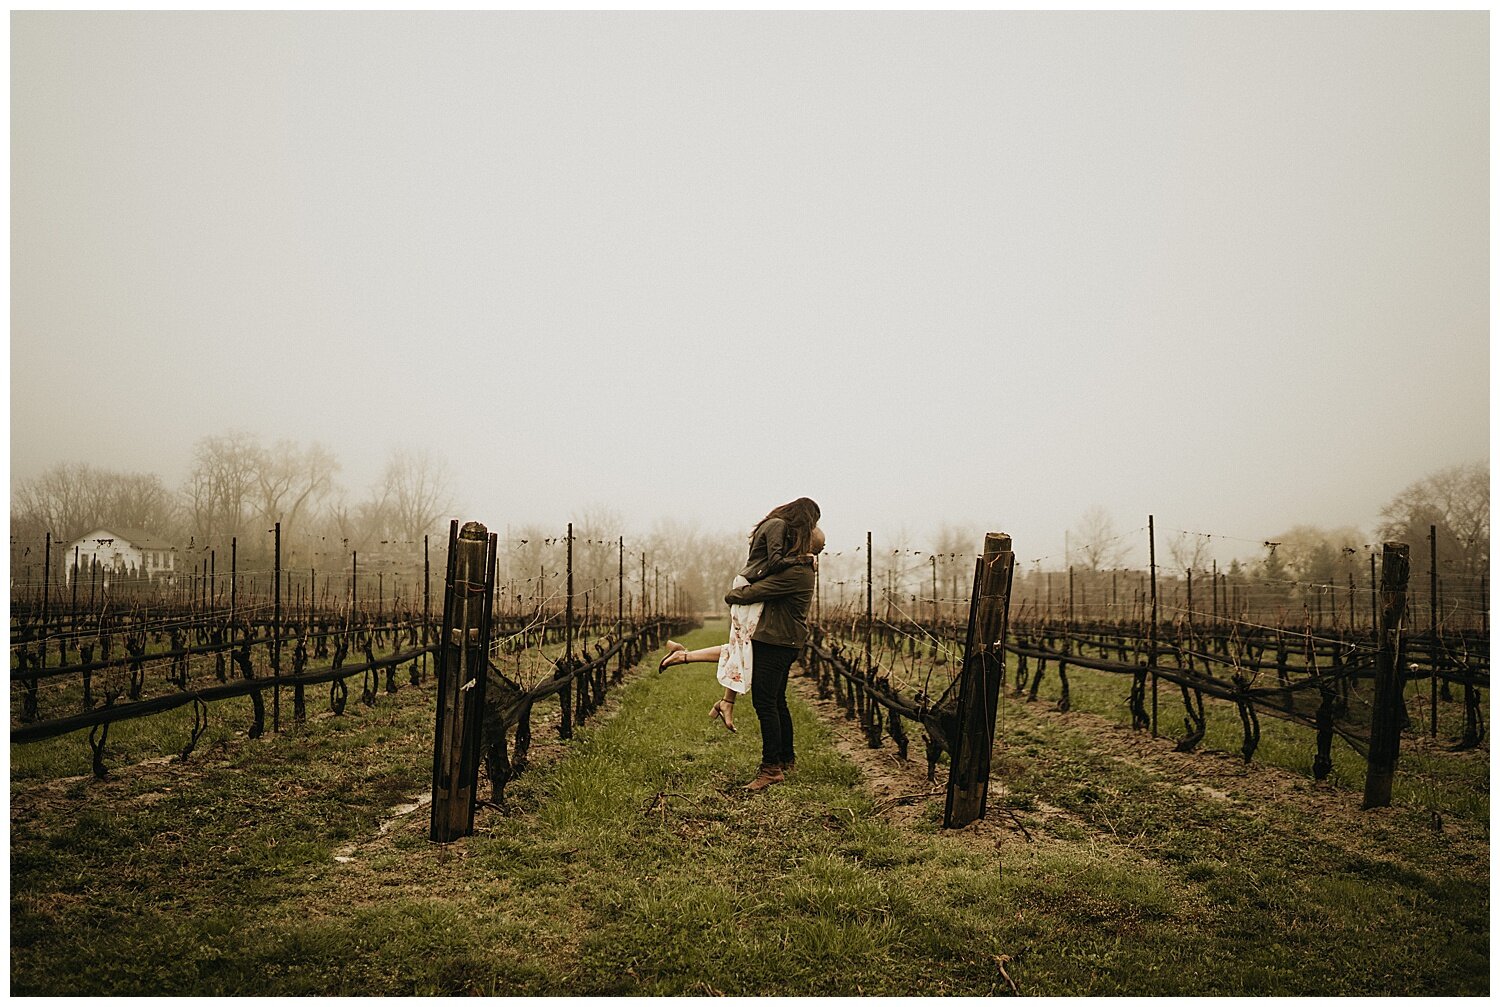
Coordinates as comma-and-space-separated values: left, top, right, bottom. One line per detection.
14, 463, 176, 543
251, 439, 339, 560
1378, 462, 1489, 578
185, 431, 261, 552
382, 447, 453, 546
111, 472, 177, 535
14, 463, 101, 543
1270, 525, 1366, 584
925, 522, 982, 621
641, 517, 729, 616
1166, 531, 1212, 577
1072, 506, 1128, 571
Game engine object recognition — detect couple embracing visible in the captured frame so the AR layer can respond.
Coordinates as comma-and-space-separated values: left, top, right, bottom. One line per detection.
659, 497, 824, 791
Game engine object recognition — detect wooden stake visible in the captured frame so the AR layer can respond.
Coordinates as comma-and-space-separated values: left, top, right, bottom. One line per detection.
430, 520, 497, 842
1363, 542, 1410, 809
943, 533, 1015, 829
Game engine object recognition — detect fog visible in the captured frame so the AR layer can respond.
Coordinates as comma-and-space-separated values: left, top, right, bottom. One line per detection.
10, 12, 1489, 572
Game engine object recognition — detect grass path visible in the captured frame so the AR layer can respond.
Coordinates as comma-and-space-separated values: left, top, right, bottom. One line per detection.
10, 620, 1489, 995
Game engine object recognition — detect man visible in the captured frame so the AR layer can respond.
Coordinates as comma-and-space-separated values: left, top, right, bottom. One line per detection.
723, 526, 825, 791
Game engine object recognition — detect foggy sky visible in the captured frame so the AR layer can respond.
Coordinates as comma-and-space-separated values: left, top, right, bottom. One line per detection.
10, 12, 1490, 569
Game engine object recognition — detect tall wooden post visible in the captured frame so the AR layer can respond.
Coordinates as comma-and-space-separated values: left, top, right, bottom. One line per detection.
865, 531, 873, 678
565, 523, 574, 664
1463, 575, 1487, 747
41, 531, 51, 649
230, 537, 237, 624
1060, 565, 1073, 711
943, 532, 1015, 829
1148, 515, 1158, 736
1429, 524, 1438, 737
28, 533, 51, 720
1212, 560, 1218, 626
273, 522, 282, 733
931, 555, 938, 627
70, 546, 79, 655
430, 521, 497, 843
1362, 542, 1410, 810
423, 534, 431, 680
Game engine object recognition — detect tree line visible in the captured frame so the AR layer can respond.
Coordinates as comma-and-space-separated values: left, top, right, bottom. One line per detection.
13, 446, 1486, 621
11, 432, 453, 572
1058, 462, 1488, 624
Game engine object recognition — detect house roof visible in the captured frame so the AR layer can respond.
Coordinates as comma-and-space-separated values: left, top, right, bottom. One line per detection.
71, 528, 177, 551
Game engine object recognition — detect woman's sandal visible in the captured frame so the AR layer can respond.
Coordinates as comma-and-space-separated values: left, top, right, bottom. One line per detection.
710, 699, 737, 733
657, 641, 687, 673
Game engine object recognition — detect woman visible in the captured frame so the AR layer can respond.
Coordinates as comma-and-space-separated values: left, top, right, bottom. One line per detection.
658, 497, 820, 731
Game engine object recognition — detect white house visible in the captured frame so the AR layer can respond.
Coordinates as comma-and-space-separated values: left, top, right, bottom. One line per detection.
65, 528, 177, 582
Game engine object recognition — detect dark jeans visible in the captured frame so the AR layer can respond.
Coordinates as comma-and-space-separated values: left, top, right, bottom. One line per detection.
750, 640, 798, 768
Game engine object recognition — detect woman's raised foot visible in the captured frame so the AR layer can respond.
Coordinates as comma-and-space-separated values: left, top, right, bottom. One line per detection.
658, 642, 688, 672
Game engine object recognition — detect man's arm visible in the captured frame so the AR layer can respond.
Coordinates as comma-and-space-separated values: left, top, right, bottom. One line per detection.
725, 564, 812, 605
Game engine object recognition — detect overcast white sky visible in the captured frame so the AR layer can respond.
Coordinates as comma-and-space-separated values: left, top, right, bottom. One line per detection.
9, 11, 1490, 568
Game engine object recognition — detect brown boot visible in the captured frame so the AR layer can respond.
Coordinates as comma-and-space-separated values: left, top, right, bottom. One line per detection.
744, 764, 785, 791
779, 760, 795, 775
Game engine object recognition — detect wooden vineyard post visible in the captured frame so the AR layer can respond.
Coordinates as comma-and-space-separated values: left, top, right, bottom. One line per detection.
1362, 542, 1410, 810
943, 533, 1016, 830
865, 530, 873, 701
1148, 515, 1158, 737
273, 522, 282, 734
1429, 524, 1438, 737
430, 520, 498, 843
423, 534, 431, 684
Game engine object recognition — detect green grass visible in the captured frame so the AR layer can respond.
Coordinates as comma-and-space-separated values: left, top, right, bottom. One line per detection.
12, 640, 429, 779
10, 620, 1489, 995
1025, 646, 1489, 821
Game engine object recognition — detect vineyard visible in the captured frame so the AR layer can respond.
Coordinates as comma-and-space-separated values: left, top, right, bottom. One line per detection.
10, 525, 695, 785
9, 520, 1489, 995
806, 521, 1488, 813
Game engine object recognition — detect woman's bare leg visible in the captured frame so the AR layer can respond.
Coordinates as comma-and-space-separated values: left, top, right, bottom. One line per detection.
659, 643, 722, 669
710, 687, 738, 731
657, 643, 740, 730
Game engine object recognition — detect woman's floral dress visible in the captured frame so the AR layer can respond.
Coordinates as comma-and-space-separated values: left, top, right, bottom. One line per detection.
716, 574, 761, 694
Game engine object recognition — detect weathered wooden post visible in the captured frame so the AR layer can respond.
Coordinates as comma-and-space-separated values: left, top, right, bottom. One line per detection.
565, 522, 575, 664
617, 536, 626, 682
1429, 524, 1438, 737
423, 534, 431, 684
430, 520, 498, 843
1148, 515, 1159, 736
1059, 565, 1073, 712
70, 546, 79, 658
865, 531, 873, 688
943, 532, 1015, 829
1362, 541, 1410, 810
230, 537, 238, 624
273, 521, 282, 733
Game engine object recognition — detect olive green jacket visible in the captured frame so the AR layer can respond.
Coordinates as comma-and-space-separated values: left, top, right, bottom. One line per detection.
724, 562, 815, 649
740, 516, 810, 582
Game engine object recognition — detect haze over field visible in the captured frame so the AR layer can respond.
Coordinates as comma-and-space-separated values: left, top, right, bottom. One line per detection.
10, 12, 1489, 569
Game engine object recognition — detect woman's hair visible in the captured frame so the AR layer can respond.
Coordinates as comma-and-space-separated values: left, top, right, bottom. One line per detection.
752, 497, 821, 555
